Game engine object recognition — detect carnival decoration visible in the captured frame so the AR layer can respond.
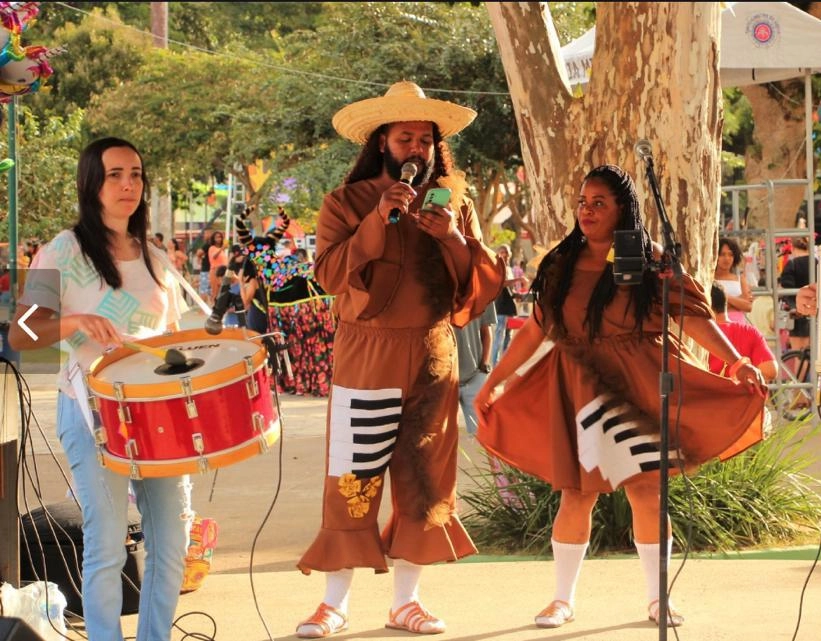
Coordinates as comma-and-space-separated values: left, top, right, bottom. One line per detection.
0, 2, 63, 102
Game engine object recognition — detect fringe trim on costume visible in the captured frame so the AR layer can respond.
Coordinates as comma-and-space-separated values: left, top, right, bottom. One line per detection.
393, 323, 455, 523
416, 234, 453, 319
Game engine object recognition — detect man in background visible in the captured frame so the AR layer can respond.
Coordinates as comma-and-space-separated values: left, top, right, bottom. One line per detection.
709, 282, 777, 382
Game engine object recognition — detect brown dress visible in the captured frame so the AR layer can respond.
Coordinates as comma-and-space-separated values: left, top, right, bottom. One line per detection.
478, 266, 767, 493
298, 176, 504, 574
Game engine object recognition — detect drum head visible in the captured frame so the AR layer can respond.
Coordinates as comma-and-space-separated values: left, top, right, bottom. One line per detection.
88, 328, 266, 399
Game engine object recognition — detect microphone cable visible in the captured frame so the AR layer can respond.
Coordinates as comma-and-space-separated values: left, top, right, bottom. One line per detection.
789, 527, 821, 641
246, 342, 287, 641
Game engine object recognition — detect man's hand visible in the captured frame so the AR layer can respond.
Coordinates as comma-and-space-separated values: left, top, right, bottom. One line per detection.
414, 204, 462, 243
796, 283, 817, 317
377, 181, 417, 224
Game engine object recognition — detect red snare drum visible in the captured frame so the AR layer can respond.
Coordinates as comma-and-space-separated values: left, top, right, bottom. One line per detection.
86, 328, 280, 479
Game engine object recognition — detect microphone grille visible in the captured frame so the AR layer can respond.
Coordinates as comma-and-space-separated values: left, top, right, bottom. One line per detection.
400, 162, 417, 177
635, 139, 652, 158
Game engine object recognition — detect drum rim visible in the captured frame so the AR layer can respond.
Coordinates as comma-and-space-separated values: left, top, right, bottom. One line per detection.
87, 327, 267, 400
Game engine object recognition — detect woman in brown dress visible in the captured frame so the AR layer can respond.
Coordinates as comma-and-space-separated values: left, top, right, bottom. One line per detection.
475, 164, 768, 629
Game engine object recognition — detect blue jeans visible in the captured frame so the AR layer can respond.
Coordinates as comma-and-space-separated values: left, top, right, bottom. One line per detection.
57, 393, 192, 641
459, 370, 488, 436
491, 315, 511, 366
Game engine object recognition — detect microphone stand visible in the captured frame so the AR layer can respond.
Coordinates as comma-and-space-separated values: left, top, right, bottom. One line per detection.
639, 151, 682, 641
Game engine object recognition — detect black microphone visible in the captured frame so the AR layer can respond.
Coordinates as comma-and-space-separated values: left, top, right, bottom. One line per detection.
388, 162, 418, 224
613, 229, 647, 286
635, 139, 653, 164
204, 268, 233, 335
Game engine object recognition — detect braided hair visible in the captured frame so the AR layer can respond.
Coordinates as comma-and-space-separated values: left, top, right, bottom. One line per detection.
531, 165, 658, 341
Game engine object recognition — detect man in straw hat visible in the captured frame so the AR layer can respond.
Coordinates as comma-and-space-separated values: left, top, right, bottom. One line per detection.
295, 80, 504, 638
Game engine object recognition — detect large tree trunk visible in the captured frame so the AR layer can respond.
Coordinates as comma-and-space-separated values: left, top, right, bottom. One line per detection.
741, 2, 821, 229
486, 2, 723, 286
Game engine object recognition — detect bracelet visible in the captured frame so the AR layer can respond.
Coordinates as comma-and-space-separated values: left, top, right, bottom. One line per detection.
726, 356, 751, 380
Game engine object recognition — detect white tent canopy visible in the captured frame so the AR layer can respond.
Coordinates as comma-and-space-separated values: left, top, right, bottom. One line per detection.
560, 1, 821, 88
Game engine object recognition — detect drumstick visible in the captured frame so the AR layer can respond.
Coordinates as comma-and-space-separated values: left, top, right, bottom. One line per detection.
122, 341, 187, 366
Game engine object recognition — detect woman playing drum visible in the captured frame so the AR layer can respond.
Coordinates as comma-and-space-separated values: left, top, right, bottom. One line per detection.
9, 137, 193, 641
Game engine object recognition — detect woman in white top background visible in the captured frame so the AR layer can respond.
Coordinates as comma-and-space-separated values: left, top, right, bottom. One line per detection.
714, 237, 753, 323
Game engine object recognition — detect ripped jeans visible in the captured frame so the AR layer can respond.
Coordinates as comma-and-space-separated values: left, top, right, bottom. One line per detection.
57, 392, 192, 641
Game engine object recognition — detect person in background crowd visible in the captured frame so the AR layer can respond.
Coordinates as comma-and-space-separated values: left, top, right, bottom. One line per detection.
475, 164, 767, 630
207, 230, 227, 305
295, 80, 503, 638
714, 237, 753, 323
167, 237, 188, 273
709, 282, 777, 382
490, 244, 521, 366
455, 303, 496, 437
779, 236, 816, 351
152, 231, 164, 249
9, 137, 192, 641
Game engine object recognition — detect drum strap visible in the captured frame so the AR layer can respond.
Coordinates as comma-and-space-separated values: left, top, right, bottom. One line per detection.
67, 357, 96, 435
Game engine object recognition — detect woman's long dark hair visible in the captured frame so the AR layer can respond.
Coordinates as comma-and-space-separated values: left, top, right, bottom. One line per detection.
531, 165, 658, 341
344, 123, 453, 184
73, 137, 161, 289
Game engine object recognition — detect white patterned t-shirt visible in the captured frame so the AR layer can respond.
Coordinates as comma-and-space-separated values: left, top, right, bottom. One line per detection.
21, 229, 184, 395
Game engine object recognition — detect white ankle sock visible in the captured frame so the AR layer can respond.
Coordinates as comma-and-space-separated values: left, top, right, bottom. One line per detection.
551, 539, 588, 606
635, 539, 673, 604
323, 568, 354, 612
392, 558, 423, 611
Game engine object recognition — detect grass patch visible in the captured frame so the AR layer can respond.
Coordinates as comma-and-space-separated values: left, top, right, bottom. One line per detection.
460, 415, 821, 556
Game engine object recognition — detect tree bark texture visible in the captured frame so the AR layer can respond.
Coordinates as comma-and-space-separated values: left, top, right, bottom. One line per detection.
486, 2, 723, 285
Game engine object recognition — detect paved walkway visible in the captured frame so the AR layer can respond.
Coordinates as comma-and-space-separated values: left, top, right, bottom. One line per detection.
4, 308, 821, 640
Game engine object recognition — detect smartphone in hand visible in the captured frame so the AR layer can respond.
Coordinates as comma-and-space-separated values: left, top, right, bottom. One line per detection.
421, 187, 452, 211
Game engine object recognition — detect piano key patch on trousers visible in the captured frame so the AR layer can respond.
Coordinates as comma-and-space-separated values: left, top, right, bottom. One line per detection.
328, 385, 402, 479
576, 395, 683, 488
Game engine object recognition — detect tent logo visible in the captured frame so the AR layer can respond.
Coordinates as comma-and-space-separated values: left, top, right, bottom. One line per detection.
746, 13, 780, 47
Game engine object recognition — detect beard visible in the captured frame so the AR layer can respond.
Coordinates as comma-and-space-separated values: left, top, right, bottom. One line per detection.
384, 147, 434, 186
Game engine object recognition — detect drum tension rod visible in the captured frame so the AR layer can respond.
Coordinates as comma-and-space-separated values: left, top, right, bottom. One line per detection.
192, 433, 208, 474
125, 439, 142, 480
114, 382, 132, 424
244, 356, 259, 398
253, 413, 269, 452
181, 376, 198, 419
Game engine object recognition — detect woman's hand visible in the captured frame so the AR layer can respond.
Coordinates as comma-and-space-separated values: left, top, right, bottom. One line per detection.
69, 313, 123, 348
796, 283, 817, 317
474, 378, 500, 418
735, 362, 768, 398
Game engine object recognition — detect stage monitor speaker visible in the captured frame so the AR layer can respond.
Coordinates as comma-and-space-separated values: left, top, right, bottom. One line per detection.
0, 617, 44, 641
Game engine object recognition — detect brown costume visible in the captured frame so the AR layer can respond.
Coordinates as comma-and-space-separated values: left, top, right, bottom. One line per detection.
297, 175, 503, 574
478, 267, 768, 492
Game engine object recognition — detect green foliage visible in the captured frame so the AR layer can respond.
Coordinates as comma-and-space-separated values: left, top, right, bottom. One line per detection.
27, 4, 149, 120
548, 2, 596, 44
461, 417, 821, 556
0, 107, 84, 243
83, 47, 280, 193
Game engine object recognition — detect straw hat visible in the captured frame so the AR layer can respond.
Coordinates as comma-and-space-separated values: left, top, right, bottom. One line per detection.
332, 80, 477, 145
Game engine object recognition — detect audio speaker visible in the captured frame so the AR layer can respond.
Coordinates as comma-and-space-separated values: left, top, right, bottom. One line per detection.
19, 500, 144, 616
0, 618, 44, 641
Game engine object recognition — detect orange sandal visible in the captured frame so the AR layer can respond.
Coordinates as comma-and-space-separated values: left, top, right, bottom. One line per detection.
535, 600, 575, 628
386, 600, 446, 635
648, 599, 684, 627
296, 603, 348, 638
